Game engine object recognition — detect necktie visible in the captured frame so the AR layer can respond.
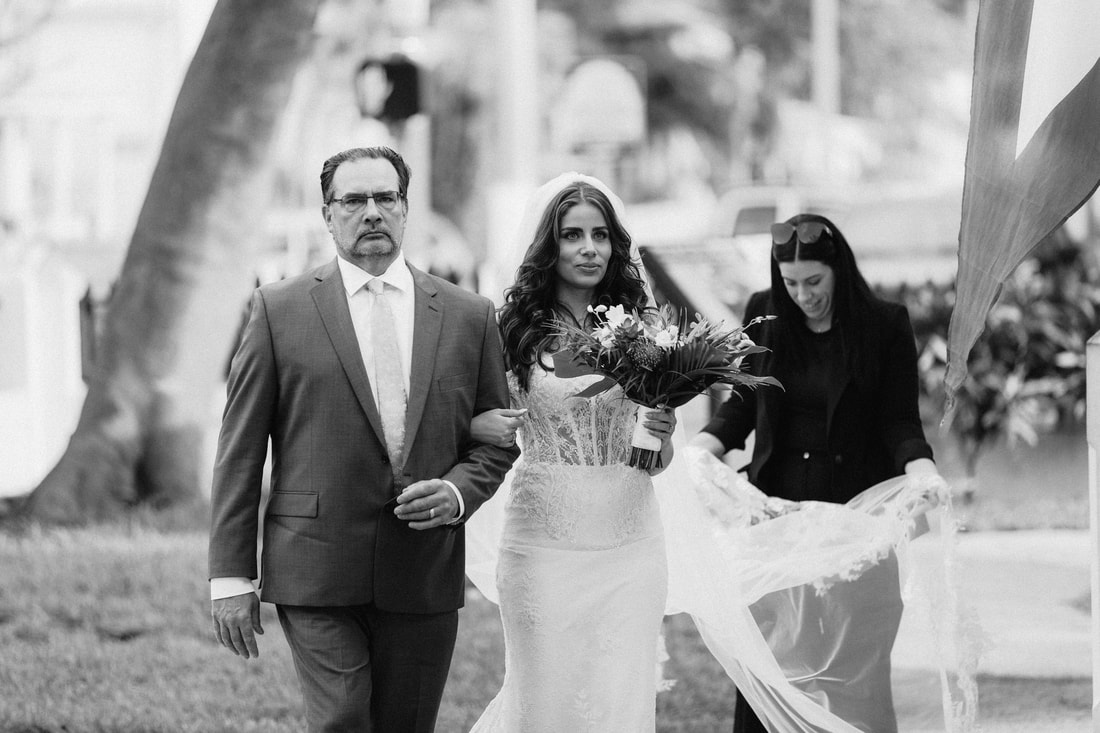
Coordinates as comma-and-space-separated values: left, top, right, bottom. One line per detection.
366, 278, 406, 469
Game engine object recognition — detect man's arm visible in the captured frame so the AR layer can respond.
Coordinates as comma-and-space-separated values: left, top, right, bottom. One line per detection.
208, 290, 277, 657
440, 299, 519, 519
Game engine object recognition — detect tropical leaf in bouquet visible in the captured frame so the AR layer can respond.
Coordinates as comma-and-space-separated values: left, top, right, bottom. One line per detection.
572, 376, 620, 399
551, 304, 782, 409
551, 348, 598, 379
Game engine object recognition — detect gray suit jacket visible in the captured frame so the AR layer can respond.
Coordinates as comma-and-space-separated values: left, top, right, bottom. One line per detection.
208, 258, 518, 612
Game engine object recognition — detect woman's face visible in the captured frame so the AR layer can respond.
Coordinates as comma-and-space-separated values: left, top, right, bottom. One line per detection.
554, 202, 612, 298
779, 259, 835, 328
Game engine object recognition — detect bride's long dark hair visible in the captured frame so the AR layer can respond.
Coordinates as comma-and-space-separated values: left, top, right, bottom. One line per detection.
498, 181, 648, 391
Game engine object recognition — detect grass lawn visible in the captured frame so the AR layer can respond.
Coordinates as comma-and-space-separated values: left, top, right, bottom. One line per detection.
0, 517, 1090, 732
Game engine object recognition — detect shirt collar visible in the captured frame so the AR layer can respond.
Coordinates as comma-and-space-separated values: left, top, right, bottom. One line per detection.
337, 254, 412, 297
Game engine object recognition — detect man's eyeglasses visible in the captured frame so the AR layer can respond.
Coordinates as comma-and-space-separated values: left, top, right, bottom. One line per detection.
328, 191, 404, 213
770, 221, 829, 246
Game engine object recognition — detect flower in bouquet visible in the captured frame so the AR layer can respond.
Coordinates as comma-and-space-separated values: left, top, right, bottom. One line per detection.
553, 303, 781, 469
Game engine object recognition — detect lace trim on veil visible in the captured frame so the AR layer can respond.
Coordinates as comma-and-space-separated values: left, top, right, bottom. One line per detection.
655, 445, 982, 732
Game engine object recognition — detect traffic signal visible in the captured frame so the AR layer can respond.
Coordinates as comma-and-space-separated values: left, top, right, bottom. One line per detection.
355, 55, 422, 122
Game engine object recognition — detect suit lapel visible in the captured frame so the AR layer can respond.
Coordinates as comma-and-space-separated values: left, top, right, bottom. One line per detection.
403, 265, 442, 461
311, 259, 387, 447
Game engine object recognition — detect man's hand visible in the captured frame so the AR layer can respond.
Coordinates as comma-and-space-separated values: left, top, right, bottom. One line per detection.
211, 592, 263, 659
395, 479, 459, 529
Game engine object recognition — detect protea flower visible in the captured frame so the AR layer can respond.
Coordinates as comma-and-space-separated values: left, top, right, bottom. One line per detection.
627, 339, 664, 370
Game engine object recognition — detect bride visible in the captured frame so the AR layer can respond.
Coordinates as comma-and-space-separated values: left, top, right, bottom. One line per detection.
465, 173, 979, 732
467, 173, 677, 731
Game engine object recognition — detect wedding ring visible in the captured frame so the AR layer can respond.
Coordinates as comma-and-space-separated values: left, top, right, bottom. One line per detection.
429, 507, 435, 519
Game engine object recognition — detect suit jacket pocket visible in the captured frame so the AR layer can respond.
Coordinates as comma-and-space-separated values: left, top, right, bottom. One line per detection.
267, 491, 318, 518
437, 373, 470, 392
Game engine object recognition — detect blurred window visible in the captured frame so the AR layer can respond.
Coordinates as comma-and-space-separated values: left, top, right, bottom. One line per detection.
732, 206, 777, 236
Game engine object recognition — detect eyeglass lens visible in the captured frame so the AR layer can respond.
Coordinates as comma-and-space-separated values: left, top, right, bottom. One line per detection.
333, 191, 401, 212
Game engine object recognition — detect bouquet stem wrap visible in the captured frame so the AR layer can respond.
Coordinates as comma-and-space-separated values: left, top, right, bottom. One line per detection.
630, 404, 663, 470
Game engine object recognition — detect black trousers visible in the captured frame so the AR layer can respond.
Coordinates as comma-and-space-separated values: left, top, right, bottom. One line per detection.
277, 603, 459, 733
733, 690, 768, 732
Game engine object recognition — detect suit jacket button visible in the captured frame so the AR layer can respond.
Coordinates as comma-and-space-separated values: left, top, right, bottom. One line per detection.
802, 452, 810, 460
380, 455, 389, 465
834, 454, 843, 465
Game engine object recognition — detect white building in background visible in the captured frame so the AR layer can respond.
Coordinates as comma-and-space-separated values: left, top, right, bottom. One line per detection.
1, 0, 215, 285
0, 0, 214, 497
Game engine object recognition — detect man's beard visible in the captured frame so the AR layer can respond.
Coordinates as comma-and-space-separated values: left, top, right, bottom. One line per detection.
351, 232, 397, 258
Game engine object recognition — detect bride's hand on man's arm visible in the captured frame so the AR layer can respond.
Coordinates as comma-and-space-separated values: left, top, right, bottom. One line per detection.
470, 407, 528, 448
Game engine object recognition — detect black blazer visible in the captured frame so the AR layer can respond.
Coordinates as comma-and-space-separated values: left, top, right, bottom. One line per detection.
702, 289, 932, 503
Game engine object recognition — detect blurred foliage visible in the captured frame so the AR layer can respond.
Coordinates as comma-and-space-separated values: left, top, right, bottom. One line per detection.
428, 0, 971, 236
723, 0, 970, 121
877, 231, 1100, 478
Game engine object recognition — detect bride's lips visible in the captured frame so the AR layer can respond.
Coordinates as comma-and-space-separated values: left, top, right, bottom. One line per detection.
575, 263, 602, 274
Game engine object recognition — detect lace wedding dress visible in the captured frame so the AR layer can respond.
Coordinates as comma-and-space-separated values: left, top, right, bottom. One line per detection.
468, 368, 667, 732
466, 395, 982, 733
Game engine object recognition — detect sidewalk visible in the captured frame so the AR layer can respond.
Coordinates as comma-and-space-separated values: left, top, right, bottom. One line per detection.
893, 528, 1093, 732
894, 528, 1092, 678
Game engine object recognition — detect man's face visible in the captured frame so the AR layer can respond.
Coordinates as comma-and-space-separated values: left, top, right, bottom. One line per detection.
323, 157, 407, 272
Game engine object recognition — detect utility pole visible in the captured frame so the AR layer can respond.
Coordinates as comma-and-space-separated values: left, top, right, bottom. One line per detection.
811, 0, 841, 114
484, 0, 539, 299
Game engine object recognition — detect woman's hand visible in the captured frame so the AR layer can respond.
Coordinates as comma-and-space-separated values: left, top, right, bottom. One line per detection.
643, 407, 677, 448
904, 459, 948, 539
643, 407, 677, 475
470, 407, 528, 448
688, 431, 725, 458
904, 458, 944, 515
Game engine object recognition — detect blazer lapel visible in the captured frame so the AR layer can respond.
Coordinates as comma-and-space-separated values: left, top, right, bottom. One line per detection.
311, 259, 387, 446
402, 265, 442, 461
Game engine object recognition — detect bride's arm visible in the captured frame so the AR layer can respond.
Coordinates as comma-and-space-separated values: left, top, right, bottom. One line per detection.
470, 408, 528, 448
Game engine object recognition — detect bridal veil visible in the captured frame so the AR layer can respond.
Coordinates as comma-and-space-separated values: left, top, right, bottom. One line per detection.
464, 172, 981, 732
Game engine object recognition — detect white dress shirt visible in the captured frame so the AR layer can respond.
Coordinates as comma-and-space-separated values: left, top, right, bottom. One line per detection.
210, 255, 465, 601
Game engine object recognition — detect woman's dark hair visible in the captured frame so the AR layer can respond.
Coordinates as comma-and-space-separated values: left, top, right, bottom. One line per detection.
498, 181, 648, 391
766, 213, 879, 374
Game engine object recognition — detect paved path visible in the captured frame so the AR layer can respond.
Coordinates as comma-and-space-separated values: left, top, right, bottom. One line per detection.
894, 529, 1091, 678
892, 529, 1093, 732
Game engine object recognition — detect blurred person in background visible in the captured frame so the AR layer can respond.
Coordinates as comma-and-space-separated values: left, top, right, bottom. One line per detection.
690, 213, 941, 733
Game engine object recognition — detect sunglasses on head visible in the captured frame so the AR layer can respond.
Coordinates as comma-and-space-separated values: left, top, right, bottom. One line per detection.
771, 221, 835, 260
770, 221, 829, 246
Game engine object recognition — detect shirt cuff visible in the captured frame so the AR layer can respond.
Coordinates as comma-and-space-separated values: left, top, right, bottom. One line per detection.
210, 577, 257, 601
442, 479, 464, 524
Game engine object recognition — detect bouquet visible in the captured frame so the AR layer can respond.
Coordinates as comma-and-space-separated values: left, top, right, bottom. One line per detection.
553, 303, 781, 469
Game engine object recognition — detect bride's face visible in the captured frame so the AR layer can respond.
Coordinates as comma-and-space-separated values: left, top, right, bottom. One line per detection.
554, 202, 612, 298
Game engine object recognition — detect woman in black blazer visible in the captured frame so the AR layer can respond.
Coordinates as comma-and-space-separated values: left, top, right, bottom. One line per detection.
691, 213, 940, 733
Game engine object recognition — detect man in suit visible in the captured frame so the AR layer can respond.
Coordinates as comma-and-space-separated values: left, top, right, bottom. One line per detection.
209, 146, 518, 732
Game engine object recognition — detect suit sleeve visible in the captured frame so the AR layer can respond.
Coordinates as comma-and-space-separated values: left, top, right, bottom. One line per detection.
208, 290, 277, 581
440, 299, 519, 520
700, 291, 768, 453
874, 303, 934, 472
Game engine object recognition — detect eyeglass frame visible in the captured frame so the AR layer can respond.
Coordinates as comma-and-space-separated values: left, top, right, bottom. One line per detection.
327, 190, 406, 213
770, 221, 830, 246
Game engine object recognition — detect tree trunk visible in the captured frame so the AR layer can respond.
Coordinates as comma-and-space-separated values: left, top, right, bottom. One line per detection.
20, 0, 322, 524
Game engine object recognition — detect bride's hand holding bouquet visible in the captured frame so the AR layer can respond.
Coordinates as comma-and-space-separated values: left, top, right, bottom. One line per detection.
553, 303, 781, 469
